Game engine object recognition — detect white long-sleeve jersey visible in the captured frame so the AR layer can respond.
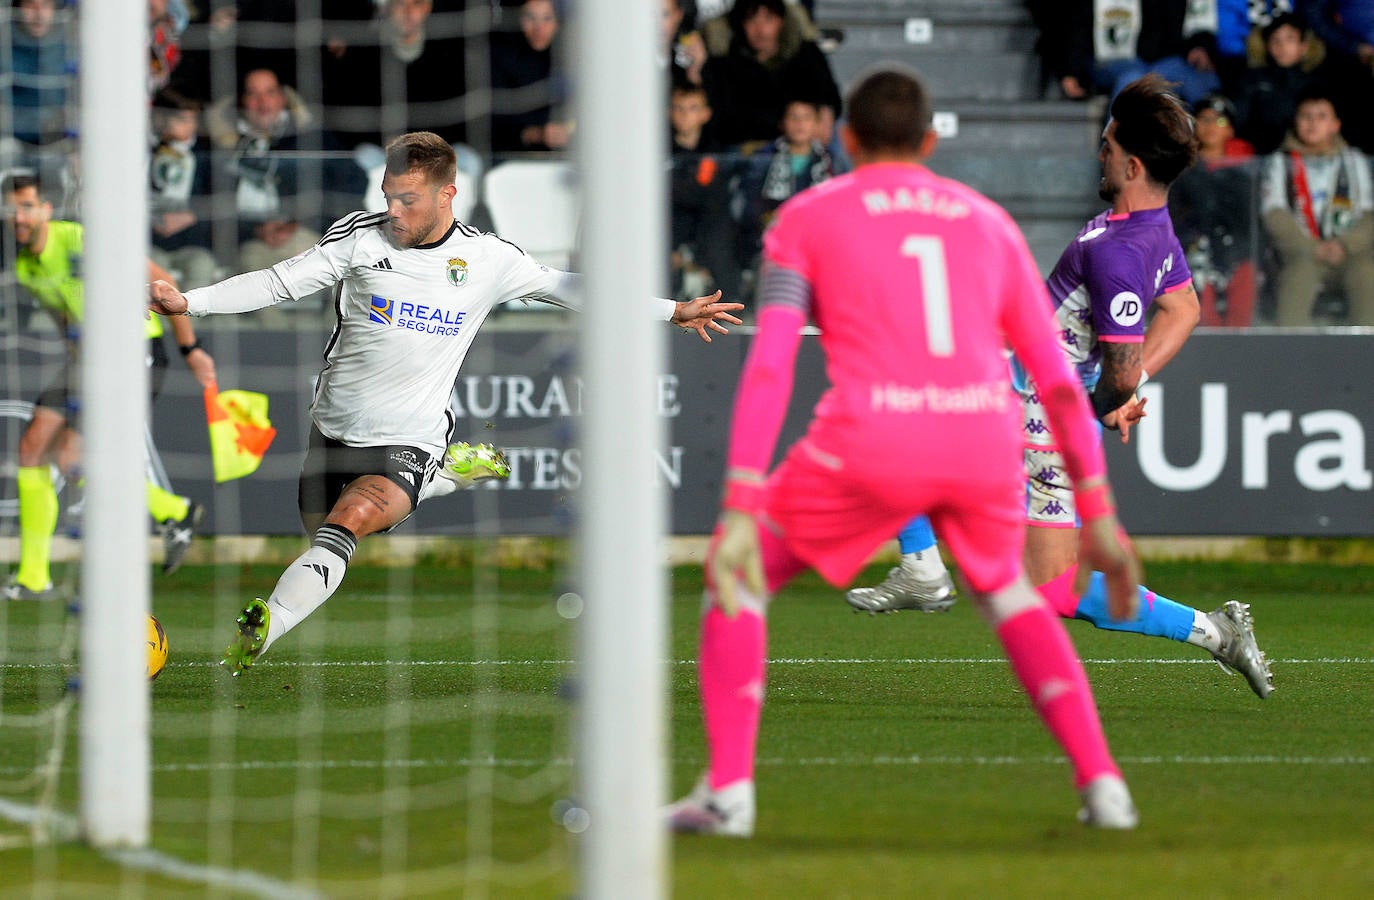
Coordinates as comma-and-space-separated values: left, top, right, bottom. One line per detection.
186, 211, 675, 456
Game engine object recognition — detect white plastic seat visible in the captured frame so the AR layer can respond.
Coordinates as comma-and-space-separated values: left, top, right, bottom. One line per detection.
480, 159, 579, 272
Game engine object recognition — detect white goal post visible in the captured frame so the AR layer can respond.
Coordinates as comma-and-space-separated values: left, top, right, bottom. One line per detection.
78, 0, 153, 848
575, 0, 670, 895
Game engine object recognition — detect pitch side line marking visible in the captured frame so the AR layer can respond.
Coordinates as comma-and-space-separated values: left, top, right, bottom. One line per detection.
131, 655, 1374, 666
4, 755, 1370, 779
766, 754, 1374, 768
3, 656, 1372, 670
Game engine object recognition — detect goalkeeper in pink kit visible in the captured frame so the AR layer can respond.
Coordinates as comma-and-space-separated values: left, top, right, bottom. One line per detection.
669, 66, 1144, 836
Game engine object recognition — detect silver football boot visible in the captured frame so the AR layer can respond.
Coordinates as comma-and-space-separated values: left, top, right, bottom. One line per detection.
845, 566, 958, 614
1206, 600, 1274, 699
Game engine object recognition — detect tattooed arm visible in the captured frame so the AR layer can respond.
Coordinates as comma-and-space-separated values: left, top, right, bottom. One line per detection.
1091, 282, 1200, 421
1092, 340, 1143, 420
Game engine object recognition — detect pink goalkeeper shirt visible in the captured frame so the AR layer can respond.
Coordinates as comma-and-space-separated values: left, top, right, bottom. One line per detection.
727, 161, 1107, 492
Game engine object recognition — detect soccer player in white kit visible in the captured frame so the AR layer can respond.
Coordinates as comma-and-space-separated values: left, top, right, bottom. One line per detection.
147, 131, 743, 674
668, 66, 1144, 836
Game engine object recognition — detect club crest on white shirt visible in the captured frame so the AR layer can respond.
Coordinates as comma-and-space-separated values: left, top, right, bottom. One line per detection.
447, 257, 469, 286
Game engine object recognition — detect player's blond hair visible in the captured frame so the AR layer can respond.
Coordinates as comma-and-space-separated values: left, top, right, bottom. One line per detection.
384, 132, 457, 187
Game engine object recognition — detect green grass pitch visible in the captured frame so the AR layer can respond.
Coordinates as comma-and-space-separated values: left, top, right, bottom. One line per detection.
1, 558, 1372, 897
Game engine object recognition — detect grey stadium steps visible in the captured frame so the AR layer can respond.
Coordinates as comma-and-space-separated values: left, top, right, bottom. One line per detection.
809, 1, 1104, 270
814, 0, 1031, 27
925, 154, 1102, 274
816, 0, 1039, 101
924, 100, 1106, 155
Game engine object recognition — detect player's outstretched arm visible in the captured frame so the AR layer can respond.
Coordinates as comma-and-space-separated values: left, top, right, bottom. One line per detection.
673, 289, 744, 343
1073, 478, 1142, 621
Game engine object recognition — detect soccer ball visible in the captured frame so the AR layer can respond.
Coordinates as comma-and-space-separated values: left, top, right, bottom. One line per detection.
147, 614, 169, 681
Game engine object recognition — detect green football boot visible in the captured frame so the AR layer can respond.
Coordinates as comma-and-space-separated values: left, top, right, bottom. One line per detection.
220, 598, 270, 676
439, 441, 512, 488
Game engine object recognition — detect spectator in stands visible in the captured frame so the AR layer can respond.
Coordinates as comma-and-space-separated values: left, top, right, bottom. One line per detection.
1204, 0, 1266, 89
669, 82, 742, 303
204, 0, 308, 92
205, 67, 365, 272
320, 0, 483, 195
1306, 0, 1374, 68
1169, 93, 1259, 326
1305, 0, 1374, 151
2, 0, 79, 206
1233, 13, 1322, 154
738, 98, 833, 260
663, 0, 708, 88
1259, 86, 1374, 325
322, 0, 473, 153
4, 0, 74, 153
490, 0, 574, 153
1174, 0, 1303, 91
148, 87, 219, 290
696, 0, 823, 58
148, 0, 188, 94
1239, 1, 1306, 64
700, 0, 841, 149
1047, 0, 1222, 105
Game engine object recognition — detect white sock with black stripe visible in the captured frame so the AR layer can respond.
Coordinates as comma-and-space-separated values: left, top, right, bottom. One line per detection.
261, 524, 358, 653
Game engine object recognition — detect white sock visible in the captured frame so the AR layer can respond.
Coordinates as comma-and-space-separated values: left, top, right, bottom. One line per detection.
419, 470, 457, 501
1186, 609, 1224, 652
900, 549, 948, 581
262, 524, 357, 653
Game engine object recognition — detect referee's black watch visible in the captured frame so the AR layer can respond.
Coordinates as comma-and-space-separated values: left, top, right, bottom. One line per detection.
178, 339, 204, 357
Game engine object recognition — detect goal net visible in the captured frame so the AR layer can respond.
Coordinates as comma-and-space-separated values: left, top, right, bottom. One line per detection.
0, 0, 669, 894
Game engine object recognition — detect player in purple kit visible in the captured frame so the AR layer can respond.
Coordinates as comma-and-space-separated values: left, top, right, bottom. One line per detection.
854, 76, 1273, 698
1018, 75, 1272, 701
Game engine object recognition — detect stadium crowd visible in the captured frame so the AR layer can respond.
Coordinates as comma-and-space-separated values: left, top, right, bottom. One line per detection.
3, 0, 1374, 324
1033, 0, 1374, 326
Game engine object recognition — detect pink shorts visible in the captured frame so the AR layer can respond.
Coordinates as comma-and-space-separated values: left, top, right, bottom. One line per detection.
762, 435, 1026, 595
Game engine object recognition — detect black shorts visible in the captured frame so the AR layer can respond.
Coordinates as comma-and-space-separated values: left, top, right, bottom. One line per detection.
298, 425, 436, 523
35, 338, 169, 424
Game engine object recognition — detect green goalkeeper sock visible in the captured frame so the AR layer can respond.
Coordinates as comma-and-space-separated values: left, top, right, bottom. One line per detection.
15, 466, 58, 589
146, 481, 190, 525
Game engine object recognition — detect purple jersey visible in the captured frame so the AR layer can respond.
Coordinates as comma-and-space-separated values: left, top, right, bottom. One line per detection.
1043, 206, 1191, 388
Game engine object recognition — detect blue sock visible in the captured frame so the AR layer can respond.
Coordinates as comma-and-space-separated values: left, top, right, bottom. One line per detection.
897, 516, 937, 555
1074, 571, 1195, 641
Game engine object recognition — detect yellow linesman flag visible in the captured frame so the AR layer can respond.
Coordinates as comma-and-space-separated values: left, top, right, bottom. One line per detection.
204, 385, 276, 483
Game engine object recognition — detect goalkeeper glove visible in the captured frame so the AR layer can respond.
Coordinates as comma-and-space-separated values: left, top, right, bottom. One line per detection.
707, 509, 766, 618
1074, 480, 1142, 622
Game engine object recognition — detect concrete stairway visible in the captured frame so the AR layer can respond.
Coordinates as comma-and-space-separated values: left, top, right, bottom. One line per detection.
814, 0, 1105, 271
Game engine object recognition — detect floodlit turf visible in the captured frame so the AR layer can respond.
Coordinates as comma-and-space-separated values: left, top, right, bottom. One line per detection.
1, 559, 1372, 897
